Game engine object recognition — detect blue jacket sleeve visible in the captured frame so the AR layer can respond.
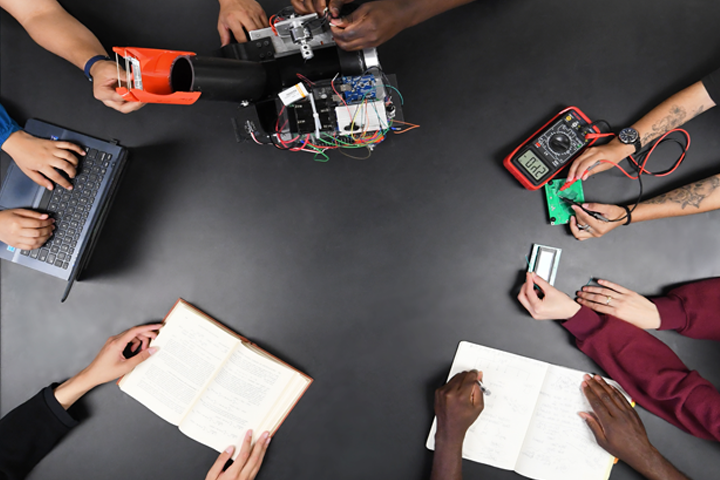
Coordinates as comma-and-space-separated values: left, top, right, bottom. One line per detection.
0, 103, 21, 148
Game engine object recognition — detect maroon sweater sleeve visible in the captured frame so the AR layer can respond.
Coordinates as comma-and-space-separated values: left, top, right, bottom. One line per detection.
562, 307, 720, 441
651, 277, 720, 341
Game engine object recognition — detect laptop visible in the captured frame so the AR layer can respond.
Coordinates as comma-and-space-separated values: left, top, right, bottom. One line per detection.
0, 119, 128, 302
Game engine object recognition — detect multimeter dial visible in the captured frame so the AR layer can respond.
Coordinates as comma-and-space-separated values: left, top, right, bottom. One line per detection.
548, 133, 571, 153
537, 123, 583, 165
503, 107, 600, 190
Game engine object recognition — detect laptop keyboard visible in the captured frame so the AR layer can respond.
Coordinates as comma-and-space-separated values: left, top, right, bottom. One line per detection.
19, 148, 112, 269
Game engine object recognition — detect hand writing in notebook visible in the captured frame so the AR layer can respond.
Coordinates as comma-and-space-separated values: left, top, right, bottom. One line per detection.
580, 375, 690, 480
430, 370, 485, 480
205, 429, 271, 480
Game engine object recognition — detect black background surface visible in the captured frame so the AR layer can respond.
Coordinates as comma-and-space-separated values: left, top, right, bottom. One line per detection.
2, 1, 720, 479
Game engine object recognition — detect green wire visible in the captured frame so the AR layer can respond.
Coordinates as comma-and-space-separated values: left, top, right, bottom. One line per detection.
384, 84, 404, 105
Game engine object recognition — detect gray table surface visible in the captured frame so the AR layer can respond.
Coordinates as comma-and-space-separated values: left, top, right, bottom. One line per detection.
2, 0, 719, 479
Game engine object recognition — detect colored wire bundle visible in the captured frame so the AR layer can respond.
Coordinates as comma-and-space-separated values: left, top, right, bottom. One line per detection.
248, 71, 419, 162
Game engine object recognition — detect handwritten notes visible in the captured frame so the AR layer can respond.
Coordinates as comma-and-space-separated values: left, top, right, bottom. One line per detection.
426, 342, 616, 480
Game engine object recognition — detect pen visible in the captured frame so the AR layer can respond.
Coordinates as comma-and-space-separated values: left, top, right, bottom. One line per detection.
477, 380, 491, 396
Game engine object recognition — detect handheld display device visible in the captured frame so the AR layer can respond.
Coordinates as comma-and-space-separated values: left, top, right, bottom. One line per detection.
503, 107, 602, 190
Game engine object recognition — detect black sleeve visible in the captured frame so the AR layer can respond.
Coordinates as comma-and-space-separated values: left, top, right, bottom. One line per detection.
0, 385, 79, 480
701, 67, 720, 105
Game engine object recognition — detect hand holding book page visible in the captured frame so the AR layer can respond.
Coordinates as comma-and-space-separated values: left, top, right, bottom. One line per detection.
426, 342, 628, 480
118, 300, 312, 459
205, 429, 271, 480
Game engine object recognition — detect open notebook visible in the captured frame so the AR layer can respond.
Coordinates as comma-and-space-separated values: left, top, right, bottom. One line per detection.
119, 299, 312, 457
427, 341, 629, 480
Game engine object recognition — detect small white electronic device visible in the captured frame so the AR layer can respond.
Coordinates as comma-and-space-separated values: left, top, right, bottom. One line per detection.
528, 244, 562, 286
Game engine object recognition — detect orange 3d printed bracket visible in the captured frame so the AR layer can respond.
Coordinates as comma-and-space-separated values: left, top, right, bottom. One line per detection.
112, 47, 202, 105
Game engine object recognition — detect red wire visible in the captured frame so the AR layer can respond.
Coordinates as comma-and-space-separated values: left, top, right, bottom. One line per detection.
586, 128, 690, 180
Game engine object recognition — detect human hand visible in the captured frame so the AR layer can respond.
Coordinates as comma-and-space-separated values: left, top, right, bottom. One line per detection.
579, 375, 661, 473
434, 370, 484, 445
517, 272, 581, 320
0, 209, 54, 250
330, 0, 414, 50
292, 0, 349, 17
569, 203, 627, 240
566, 140, 634, 183
205, 430, 271, 480
218, 0, 269, 45
577, 279, 660, 329
78, 324, 162, 388
1, 130, 84, 190
90, 60, 145, 113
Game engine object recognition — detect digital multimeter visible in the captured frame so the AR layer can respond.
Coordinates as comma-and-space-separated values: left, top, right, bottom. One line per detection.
503, 107, 602, 190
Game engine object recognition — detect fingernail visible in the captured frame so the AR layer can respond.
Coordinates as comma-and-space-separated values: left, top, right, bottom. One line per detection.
225, 445, 234, 454
148, 347, 158, 355
246, 429, 253, 438
582, 203, 590, 208
265, 435, 272, 446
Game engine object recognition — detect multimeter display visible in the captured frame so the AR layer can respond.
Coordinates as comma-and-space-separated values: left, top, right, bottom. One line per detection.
503, 107, 600, 190
517, 150, 549, 180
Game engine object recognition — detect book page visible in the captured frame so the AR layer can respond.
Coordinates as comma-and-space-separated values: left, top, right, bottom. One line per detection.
426, 342, 548, 470
514, 366, 614, 480
119, 302, 240, 425
178, 343, 297, 456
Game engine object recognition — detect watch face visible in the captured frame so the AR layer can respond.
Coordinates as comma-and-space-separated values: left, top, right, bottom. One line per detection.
619, 128, 639, 144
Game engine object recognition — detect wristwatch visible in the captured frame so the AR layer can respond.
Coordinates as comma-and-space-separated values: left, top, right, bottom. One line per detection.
618, 127, 642, 154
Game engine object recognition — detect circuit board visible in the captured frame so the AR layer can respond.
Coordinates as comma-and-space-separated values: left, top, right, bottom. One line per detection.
544, 178, 585, 225
340, 75, 377, 103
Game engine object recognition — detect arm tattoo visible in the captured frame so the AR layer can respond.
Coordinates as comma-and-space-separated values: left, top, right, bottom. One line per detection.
639, 103, 709, 147
643, 175, 720, 209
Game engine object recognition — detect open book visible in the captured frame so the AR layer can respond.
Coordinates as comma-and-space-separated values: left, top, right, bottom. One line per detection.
119, 299, 312, 456
426, 341, 628, 480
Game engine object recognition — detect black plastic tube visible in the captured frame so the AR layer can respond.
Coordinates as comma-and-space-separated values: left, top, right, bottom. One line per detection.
170, 56, 267, 102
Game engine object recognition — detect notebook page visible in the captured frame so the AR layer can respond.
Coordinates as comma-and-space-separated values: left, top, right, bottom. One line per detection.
426, 342, 548, 470
178, 344, 296, 456
514, 365, 614, 480
119, 302, 239, 425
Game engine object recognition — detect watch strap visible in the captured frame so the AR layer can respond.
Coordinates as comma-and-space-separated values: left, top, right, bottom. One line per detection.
84, 55, 112, 82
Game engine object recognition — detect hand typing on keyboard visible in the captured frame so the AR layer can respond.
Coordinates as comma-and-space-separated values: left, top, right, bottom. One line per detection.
1, 130, 85, 190
0, 209, 55, 250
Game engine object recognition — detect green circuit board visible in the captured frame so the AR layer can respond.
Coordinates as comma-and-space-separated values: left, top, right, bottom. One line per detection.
544, 178, 585, 225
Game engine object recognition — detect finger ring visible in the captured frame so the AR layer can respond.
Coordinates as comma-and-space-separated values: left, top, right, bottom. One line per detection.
578, 224, 591, 231
606, 296, 612, 305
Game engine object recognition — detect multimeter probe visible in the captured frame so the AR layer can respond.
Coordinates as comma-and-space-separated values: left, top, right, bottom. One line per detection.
504, 106, 692, 224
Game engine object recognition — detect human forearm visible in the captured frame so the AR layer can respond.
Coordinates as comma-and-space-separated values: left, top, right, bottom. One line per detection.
52, 371, 99, 410
631, 81, 715, 148
12, 2, 107, 70
564, 314, 720, 441
430, 371, 483, 480
53, 325, 161, 409
628, 173, 720, 222
653, 278, 720, 341
631, 448, 690, 480
430, 432, 464, 480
